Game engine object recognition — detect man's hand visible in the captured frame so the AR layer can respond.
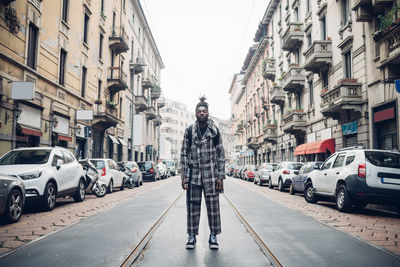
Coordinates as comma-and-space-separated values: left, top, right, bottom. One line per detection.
182, 177, 188, 190
216, 179, 223, 191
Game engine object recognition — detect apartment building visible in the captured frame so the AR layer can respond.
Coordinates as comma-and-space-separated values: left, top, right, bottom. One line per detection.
230, 0, 399, 165
0, 0, 164, 161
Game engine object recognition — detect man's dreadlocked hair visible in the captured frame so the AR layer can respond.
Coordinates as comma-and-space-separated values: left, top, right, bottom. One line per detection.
196, 95, 208, 111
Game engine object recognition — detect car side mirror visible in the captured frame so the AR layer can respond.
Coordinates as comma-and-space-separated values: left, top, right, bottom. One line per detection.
56, 159, 63, 170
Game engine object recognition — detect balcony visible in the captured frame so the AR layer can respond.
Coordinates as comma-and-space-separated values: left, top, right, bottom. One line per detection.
303, 40, 332, 73
107, 66, 128, 94
282, 22, 304, 51
142, 78, 153, 89
283, 110, 307, 135
263, 125, 277, 144
282, 66, 305, 93
247, 137, 259, 150
320, 79, 363, 120
135, 95, 147, 112
376, 23, 400, 82
129, 57, 145, 74
145, 106, 156, 120
109, 27, 129, 54
151, 86, 161, 100
92, 104, 118, 130
269, 85, 285, 106
262, 58, 276, 81
154, 115, 162, 126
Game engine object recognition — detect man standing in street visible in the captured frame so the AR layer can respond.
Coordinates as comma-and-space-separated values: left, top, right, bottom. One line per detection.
181, 96, 225, 250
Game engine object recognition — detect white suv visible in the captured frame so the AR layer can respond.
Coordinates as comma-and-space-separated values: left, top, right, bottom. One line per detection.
269, 162, 304, 191
304, 147, 400, 213
0, 147, 86, 211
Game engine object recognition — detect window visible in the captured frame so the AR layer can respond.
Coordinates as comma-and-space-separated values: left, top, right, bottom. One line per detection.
81, 66, 87, 97
97, 79, 102, 99
62, 0, 69, 23
344, 51, 352, 78
322, 155, 336, 170
342, 0, 349, 25
306, 0, 310, 13
59, 49, 67, 86
345, 155, 355, 165
322, 70, 329, 89
307, 33, 312, 47
52, 150, 65, 166
131, 40, 134, 61
99, 33, 103, 59
295, 49, 300, 64
119, 97, 123, 118
321, 16, 327, 40
62, 150, 75, 163
332, 153, 346, 168
83, 13, 89, 44
296, 92, 302, 109
27, 23, 39, 69
100, 0, 104, 13
294, 8, 299, 22
308, 80, 314, 106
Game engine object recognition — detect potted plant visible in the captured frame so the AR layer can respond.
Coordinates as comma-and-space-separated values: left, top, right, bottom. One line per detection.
95, 99, 102, 104
106, 100, 117, 109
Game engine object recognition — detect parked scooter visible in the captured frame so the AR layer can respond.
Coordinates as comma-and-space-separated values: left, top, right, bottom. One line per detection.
79, 159, 107, 197
118, 163, 135, 189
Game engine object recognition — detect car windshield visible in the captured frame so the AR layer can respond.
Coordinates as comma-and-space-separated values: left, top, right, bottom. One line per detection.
288, 163, 304, 170
90, 160, 105, 170
0, 149, 51, 165
365, 151, 400, 169
163, 160, 174, 167
125, 162, 134, 168
138, 162, 152, 171
264, 164, 274, 170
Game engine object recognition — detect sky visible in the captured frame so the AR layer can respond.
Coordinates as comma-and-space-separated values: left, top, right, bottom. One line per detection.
141, 0, 269, 120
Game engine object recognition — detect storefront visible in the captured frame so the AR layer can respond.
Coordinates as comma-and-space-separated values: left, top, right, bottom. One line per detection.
373, 102, 398, 150
342, 121, 358, 148
53, 114, 71, 148
294, 138, 335, 162
16, 103, 43, 148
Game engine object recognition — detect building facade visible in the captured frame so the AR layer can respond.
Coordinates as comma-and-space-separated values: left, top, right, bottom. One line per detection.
230, 0, 399, 165
0, 0, 164, 162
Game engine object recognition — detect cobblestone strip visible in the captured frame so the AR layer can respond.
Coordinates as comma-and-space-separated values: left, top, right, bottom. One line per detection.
0, 177, 177, 255
229, 177, 400, 256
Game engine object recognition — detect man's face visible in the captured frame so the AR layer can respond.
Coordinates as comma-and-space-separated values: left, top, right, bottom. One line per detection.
196, 106, 209, 123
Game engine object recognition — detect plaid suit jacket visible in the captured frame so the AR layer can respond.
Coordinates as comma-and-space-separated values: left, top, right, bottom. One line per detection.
180, 119, 225, 196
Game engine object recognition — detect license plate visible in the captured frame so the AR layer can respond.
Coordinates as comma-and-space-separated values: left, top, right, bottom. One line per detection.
381, 178, 400, 185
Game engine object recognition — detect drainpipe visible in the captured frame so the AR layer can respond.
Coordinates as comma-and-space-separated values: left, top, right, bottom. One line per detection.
362, 21, 370, 148
130, 70, 135, 161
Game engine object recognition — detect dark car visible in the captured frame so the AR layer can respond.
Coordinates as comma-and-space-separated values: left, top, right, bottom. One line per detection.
137, 161, 160, 182
290, 162, 323, 195
0, 175, 25, 223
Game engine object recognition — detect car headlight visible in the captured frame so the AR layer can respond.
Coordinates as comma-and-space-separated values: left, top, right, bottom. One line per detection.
19, 170, 42, 180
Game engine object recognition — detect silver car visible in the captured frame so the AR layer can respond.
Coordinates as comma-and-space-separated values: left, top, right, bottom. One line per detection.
0, 175, 25, 223
118, 161, 143, 187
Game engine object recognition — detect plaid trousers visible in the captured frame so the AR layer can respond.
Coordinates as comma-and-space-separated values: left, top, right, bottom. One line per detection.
187, 184, 221, 236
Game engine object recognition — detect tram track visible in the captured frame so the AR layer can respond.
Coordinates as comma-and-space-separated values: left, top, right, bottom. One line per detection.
121, 190, 282, 267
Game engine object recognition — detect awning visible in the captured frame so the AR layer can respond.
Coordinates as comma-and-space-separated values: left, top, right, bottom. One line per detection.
118, 138, 127, 146
58, 135, 72, 142
294, 143, 308, 156
294, 138, 335, 156
108, 135, 119, 144
20, 127, 43, 137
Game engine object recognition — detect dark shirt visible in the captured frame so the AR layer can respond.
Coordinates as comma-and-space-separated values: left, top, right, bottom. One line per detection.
199, 126, 207, 138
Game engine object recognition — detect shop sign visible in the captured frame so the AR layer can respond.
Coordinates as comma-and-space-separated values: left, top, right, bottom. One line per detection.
342, 121, 357, 135
395, 79, 400, 93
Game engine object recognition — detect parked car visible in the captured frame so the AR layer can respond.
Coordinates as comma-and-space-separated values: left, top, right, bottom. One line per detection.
269, 162, 304, 191
162, 160, 176, 176
289, 162, 323, 195
304, 147, 400, 213
138, 161, 160, 181
227, 164, 236, 176
157, 162, 169, 179
245, 165, 258, 182
255, 163, 277, 186
0, 175, 25, 223
0, 147, 86, 211
233, 166, 242, 178
117, 161, 143, 187
89, 159, 127, 193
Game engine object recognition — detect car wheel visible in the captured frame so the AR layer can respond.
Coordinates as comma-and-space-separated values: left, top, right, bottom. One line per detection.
336, 185, 353, 212
4, 189, 23, 223
73, 179, 86, 202
278, 178, 285, 192
258, 179, 263, 186
43, 182, 57, 211
93, 184, 107, 197
304, 182, 318, 203
127, 179, 134, 189
108, 179, 114, 194
268, 178, 273, 189
253, 179, 257, 184
289, 183, 295, 195
120, 178, 125, 191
